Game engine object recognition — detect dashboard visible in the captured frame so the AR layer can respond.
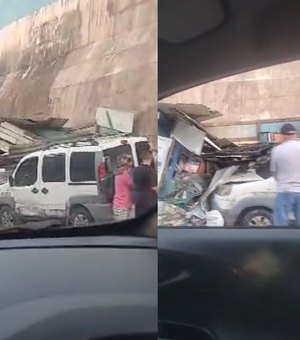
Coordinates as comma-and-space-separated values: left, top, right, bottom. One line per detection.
159, 228, 300, 340
0, 235, 157, 339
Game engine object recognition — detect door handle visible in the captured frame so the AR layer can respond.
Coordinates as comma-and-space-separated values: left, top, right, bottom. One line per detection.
41, 188, 49, 195
31, 187, 38, 194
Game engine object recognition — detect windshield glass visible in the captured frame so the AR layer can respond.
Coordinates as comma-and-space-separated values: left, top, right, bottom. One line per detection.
0, 0, 157, 237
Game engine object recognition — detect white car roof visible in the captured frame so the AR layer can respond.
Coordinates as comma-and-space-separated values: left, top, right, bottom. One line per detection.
21, 136, 148, 159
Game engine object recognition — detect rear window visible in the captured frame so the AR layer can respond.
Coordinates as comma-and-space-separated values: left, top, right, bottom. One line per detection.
70, 152, 96, 182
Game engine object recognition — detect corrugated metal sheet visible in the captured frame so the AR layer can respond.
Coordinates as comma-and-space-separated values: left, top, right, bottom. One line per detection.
158, 102, 221, 122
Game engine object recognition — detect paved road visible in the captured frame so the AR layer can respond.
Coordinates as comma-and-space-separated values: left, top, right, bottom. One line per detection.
2, 216, 157, 237
18, 219, 63, 230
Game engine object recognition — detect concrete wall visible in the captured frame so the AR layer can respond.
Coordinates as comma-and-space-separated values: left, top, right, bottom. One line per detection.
0, 0, 157, 143
163, 60, 300, 128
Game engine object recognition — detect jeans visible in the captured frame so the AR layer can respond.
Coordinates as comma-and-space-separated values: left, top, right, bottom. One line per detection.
274, 192, 300, 226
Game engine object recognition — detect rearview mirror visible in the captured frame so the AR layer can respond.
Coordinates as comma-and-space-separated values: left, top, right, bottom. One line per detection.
8, 175, 14, 187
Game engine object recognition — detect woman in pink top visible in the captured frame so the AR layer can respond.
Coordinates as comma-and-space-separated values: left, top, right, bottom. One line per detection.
113, 154, 134, 221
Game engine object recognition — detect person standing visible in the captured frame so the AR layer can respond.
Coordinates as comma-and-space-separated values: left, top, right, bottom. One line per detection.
270, 123, 300, 226
113, 154, 134, 221
132, 150, 157, 218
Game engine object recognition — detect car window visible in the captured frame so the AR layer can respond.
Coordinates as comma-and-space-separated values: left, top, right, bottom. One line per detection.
103, 144, 132, 172
42, 153, 66, 183
136, 141, 151, 164
15, 157, 38, 187
70, 152, 96, 182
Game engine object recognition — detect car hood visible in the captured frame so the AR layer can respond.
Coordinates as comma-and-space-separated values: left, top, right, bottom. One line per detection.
200, 167, 272, 209
222, 171, 264, 184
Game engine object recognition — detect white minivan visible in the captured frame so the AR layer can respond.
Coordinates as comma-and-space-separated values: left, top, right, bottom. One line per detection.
7, 136, 149, 225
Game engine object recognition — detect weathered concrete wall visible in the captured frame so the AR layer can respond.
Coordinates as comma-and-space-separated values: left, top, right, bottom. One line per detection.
163, 60, 300, 127
0, 0, 157, 142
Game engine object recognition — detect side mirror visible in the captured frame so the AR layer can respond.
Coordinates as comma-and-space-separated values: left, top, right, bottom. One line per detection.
9, 175, 14, 187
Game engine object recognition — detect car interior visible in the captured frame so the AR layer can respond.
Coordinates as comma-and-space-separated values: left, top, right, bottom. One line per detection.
158, 0, 300, 339
0, 208, 157, 339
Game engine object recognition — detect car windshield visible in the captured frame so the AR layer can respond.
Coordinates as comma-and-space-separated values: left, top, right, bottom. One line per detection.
0, 0, 157, 237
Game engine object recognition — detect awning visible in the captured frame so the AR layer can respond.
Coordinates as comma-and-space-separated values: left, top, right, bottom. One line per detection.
158, 102, 235, 150
158, 102, 222, 122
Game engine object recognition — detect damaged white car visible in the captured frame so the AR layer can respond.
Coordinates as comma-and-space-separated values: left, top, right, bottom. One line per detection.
211, 169, 277, 227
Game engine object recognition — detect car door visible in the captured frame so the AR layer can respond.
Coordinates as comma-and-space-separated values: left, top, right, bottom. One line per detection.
39, 150, 68, 218
68, 149, 98, 197
11, 154, 42, 217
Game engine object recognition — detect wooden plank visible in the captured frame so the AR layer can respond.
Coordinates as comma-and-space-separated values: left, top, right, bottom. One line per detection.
0, 140, 10, 153
0, 130, 18, 144
0, 128, 33, 145
0, 122, 28, 137
0, 122, 35, 142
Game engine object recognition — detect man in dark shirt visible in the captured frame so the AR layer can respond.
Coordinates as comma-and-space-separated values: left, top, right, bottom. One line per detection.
132, 150, 157, 217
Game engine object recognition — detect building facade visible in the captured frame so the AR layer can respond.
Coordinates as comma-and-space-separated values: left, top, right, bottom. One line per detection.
0, 0, 157, 143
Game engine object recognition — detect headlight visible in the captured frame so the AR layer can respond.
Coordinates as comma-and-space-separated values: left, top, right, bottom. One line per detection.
215, 184, 232, 196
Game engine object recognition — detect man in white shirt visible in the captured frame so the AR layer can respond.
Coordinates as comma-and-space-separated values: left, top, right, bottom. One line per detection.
270, 123, 300, 226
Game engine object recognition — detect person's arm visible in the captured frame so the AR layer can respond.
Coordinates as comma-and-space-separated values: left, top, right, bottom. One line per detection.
270, 148, 277, 180
151, 168, 157, 192
126, 171, 135, 189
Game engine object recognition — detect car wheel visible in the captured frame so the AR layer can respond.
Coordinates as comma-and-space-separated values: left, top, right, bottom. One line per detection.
0, 206, 14, 229
70, 207, 93, 228
241, 209, 273, 227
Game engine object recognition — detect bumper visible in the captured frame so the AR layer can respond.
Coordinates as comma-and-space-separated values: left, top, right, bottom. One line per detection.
211, 195, 239, 226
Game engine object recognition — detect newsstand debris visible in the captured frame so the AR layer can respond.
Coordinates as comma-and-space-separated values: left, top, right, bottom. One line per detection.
158, 102, 273, 227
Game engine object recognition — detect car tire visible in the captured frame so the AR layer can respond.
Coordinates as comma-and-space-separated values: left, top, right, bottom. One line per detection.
240, 209, 273, 227
70, 206, 93, 228
0, 205, 15, 229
